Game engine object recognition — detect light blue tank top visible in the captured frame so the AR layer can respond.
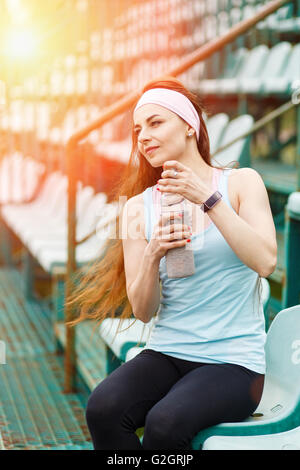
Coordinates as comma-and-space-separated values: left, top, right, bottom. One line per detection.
142, 168, 266, 374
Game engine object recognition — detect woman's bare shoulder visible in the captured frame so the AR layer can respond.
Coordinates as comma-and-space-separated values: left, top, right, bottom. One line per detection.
121, 191, 147, 240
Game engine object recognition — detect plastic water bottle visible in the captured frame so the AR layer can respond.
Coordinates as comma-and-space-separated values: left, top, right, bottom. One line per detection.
161, 192, 195, 278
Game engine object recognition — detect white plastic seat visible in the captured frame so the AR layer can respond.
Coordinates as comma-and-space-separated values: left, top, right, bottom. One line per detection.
192, 305, 300, 449
240, 42, 292, 94
211, 114, 254, 167
220, 45, 268, 95
4, 175, 68, 239
202, 426, 300, 450
0, 153, 44, 204
35, 202, 119, 273
27, 192, 107, 256
99, 317, 155, 363
19, 184, 95, 245
198, 48, 248, 95
206, 113, 229, 155
263, 44, 300, 95
1, 171, 63, 226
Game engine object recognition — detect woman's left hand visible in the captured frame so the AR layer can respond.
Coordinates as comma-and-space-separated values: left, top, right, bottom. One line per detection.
157, 160, 213, 205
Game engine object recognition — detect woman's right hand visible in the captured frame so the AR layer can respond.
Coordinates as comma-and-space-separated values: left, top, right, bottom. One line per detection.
146, 213, 192, 262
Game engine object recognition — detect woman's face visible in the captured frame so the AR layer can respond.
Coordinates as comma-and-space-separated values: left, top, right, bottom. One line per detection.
133, 103, 190, 167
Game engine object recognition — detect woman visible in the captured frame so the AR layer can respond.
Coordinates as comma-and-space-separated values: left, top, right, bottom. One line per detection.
70, 77, 277, 450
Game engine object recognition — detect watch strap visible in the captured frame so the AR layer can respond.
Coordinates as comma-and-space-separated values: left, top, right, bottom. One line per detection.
201, 191, 223, 212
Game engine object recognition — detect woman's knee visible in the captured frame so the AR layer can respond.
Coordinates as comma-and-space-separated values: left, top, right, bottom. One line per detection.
143, 407, 185, 450
85, 380, 125, 428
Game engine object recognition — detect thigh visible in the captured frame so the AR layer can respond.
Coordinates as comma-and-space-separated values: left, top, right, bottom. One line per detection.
87, 349, 181, 425
145, 362, 264, 439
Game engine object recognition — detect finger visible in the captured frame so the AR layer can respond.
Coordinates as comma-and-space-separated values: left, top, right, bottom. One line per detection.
160, 169, 181, 179
162, 223, 190, 233
158, 212, 183, 227
161, 230, 191, 241
160, 239, 191, 249
158, 178, 181, 186
163, 160, 186, 172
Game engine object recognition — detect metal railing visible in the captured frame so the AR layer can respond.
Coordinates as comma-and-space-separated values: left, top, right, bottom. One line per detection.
64, 0, 290, 392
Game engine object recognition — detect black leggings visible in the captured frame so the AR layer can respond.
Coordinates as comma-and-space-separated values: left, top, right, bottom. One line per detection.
86, 349, 264, 450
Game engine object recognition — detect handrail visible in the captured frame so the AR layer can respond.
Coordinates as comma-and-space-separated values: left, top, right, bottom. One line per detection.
64, 0, 290, 392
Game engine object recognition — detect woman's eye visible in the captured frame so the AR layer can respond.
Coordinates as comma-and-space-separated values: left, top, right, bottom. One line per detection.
151, 121, 161, 126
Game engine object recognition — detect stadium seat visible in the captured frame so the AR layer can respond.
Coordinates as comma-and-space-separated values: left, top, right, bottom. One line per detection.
202, 425, 300, 450
35, 201, 119, 273
0, 153, 44, 204
99, 317, 155, 365
217, 45, 268, 95
263, 44, 300, 95
211, 114, 254, 167
239, 42, 292, 95
205, 113, 229, 155
26, 192, 107, 256
191, 304, 300, 449
198, 48, 249, 95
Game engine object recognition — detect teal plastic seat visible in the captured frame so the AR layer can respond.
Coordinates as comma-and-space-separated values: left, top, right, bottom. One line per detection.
219, 45, 268, 95
211, 114, 254, 168
191, 305, 300, 449
263, 44, 300, 95
202, 426, 300, 450
239, 42, 292, 95
206, 113, 229, 155
199, 48, 248, 95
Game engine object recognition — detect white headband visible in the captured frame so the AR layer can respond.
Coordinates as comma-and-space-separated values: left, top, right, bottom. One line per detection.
134, 88, 200, 140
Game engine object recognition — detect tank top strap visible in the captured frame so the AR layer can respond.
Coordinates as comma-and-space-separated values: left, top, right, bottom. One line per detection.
142, 186, 155, 242
218, 167, 233, 207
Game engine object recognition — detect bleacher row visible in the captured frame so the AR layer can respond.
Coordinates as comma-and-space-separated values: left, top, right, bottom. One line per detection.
1, 39, 299, 170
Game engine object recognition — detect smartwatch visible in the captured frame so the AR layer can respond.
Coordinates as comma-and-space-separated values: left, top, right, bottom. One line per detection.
201, 191, 223, 212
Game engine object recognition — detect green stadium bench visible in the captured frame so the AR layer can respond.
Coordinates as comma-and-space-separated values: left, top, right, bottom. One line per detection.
191, 304, 300, 449
202, 425, 300, 450
211, 114, 254, 168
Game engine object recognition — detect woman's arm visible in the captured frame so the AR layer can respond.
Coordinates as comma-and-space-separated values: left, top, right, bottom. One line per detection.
121, 195, 161, 323
207, 168, 277, 278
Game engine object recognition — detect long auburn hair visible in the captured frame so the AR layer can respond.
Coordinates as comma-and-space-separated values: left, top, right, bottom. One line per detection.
67, 76, 256, 329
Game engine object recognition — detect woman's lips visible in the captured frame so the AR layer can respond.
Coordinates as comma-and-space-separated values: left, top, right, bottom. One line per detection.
146, 146, 159, 155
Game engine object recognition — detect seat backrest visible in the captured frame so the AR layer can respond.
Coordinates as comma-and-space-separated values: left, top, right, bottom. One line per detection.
206, 113, 229, 155
261, 42, 292, 80
237, 45, 269, 79
284, 44, 300, 80
77, 192, 108, 238
265, 305, 300, 391
223, 48, 249, 79
212, 114, 254, 167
